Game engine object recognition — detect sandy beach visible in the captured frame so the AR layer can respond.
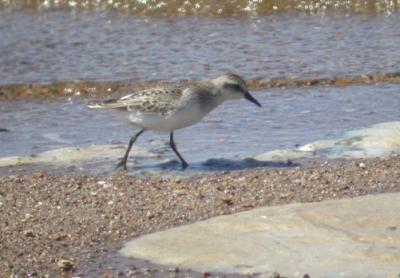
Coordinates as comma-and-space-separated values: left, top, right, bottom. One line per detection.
1, 155, 399, 277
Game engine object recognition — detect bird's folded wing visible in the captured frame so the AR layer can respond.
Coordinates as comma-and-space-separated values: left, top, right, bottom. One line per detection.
88, 87, 186, 115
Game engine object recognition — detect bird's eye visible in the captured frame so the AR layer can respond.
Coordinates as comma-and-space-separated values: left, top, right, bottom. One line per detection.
223, 83, 242, 91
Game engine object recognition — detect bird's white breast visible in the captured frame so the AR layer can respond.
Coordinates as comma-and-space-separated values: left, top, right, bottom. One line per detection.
114, 101, 211, 132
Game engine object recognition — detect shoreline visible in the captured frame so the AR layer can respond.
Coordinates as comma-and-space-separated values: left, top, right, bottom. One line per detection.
1, 0, 399, 15
1, 155, 400, 277
1, 72, 400, 101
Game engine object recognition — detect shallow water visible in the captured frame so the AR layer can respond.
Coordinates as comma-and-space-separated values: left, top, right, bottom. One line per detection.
1, 10, 400, 86
1, 84, 400, 173
1, 5, 400, 174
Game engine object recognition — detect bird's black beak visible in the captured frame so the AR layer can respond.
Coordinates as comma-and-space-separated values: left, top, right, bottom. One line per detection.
244, 91, 262, 107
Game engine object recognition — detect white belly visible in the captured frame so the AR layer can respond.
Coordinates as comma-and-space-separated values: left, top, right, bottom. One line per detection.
114, 104, 211, 132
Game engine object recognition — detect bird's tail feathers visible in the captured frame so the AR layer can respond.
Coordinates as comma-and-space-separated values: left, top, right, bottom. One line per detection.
87, 99, 122, 109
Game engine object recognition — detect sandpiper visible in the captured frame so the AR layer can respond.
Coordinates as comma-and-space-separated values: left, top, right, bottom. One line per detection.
88, 73, 261, 170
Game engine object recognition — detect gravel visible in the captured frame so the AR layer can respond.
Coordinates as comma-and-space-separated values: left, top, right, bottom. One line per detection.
1, 156, 400, 277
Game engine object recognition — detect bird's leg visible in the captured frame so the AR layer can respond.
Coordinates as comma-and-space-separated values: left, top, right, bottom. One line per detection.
169, 131, 189, 170
116, 129, 145, 171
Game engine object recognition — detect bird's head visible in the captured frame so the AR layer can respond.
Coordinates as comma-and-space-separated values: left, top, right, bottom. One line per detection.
212, 73, 261, 107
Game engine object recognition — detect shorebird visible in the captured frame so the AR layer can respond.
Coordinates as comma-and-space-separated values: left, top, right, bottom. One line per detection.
88, 73, 261, 170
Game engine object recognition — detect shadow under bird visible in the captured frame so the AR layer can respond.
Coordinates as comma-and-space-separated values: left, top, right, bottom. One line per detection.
88, 73, 261, 170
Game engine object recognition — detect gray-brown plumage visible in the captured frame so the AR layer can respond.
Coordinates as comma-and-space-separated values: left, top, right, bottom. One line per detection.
88, 73, 261, 170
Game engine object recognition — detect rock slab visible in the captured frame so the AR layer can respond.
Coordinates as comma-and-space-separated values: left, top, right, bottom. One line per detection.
120, 193, 400, 278
254, 121, 400, 162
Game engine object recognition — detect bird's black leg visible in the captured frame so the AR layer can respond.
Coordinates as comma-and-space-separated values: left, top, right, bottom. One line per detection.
116, 129, 145, 170
169, 131, 189, 170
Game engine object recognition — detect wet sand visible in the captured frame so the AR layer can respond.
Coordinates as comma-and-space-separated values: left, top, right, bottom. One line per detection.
1, 72, 400, 101
1, 155, 400, 277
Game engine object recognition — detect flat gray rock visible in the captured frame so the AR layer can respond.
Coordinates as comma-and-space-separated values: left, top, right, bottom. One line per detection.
0, 144, 156, 167
254, 121, 400, 162
120, 193, 400, 278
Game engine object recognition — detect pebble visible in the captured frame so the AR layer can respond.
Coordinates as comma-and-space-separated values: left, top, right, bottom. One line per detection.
34, 171, 46, 178
57, 259, 75, 271
168, 267, 179, 272
2, 156, 400, 277
221, 194, 234, 205
23, 230, 35, 237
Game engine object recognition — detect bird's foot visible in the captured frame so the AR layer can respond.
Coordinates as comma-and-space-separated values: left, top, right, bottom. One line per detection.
181, 161, 189, 170
115, 158, 128, 171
